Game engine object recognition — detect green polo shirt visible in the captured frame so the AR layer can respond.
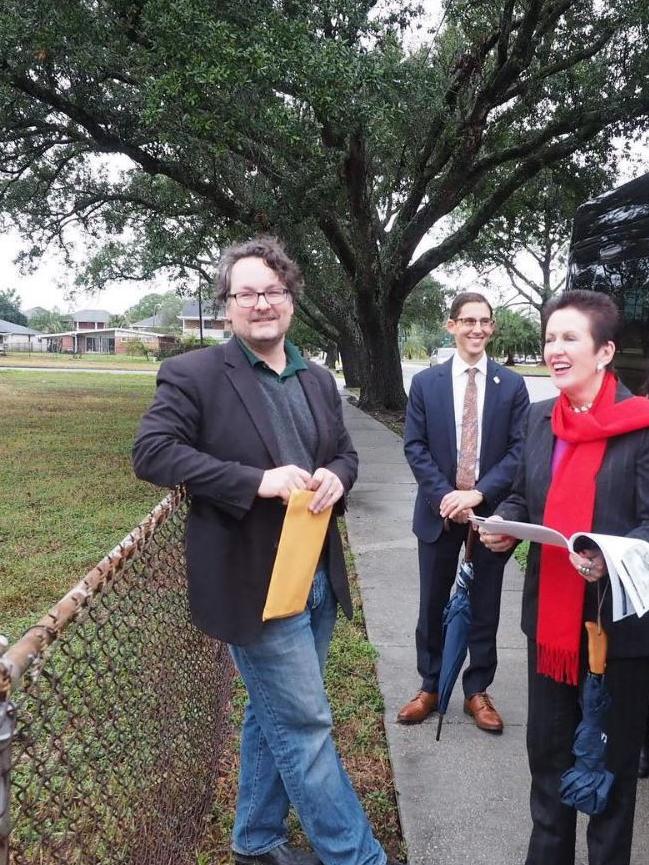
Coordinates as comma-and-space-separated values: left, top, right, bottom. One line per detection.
236, 337, 308, 379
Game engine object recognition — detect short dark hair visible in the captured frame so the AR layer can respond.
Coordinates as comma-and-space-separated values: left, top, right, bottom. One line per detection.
543, 289, 620, 349
449, 292, 493, 320
215, 235, 304, 303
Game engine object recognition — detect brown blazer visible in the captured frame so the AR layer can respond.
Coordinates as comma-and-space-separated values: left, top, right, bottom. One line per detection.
132, 338, 358, 644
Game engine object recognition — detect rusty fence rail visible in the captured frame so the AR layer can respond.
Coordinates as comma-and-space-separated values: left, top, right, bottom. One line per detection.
0, 487, 234, 865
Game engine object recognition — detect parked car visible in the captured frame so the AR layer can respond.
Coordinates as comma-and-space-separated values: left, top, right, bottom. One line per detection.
429, 347, 455, 366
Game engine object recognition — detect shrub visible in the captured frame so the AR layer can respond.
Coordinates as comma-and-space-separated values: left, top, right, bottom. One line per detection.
155, 336, 219, 361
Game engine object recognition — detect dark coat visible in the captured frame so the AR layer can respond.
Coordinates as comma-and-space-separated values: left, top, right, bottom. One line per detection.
132, 338, 358, 644
405, 357, 530, 542
496, 383, 649, 658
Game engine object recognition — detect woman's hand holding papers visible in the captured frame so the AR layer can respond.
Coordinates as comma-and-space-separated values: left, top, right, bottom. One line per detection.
476, 514, 517, 553
568, 549, 607, 583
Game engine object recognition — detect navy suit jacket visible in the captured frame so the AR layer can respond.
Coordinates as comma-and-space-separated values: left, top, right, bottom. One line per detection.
405, 357, 529, 543
132, 338, 358, 645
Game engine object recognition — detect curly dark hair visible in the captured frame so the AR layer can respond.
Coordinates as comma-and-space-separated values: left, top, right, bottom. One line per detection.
214, 236, 304, 303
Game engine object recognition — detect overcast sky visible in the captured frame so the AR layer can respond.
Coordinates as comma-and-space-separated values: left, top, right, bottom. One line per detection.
0, 227, 179, 314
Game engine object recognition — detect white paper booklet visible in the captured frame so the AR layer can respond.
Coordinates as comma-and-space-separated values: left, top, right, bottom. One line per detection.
472, 516, 649, 621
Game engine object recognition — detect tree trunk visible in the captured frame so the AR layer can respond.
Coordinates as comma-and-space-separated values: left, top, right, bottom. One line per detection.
355, 295, 406, 410
324, 341, 338, 369
338, 336, 364, 388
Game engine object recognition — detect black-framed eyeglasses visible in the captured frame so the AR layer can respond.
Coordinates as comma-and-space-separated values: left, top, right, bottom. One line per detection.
453, 317, 494, 329
228, 289, 290, 308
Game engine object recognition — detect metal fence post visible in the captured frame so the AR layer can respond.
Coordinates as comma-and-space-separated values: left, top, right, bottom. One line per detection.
0, 694, 17, 865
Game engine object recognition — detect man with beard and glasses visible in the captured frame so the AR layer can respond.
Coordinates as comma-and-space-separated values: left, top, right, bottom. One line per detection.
133, 236, 401, 865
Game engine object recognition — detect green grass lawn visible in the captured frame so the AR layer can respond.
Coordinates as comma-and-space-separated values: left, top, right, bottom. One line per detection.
0, 351, 160, 371
515, 539, 530, 570
514, 363, 550, 376
0, 370, 161, 641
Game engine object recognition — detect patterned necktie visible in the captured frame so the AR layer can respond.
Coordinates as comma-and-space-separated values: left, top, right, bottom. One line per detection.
456, 367, 478, 490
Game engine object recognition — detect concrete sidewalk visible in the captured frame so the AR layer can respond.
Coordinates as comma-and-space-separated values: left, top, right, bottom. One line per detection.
342, 397, 649, 865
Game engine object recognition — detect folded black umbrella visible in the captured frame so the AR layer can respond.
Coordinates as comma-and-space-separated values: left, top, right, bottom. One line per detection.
436, 528, 475, 741
560, 621, 614, 815
560, 671, 614, 814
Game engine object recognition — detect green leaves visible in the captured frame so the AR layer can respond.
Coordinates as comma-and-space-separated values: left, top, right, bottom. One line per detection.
0, 287, 27, 324
490, 307, 541, 363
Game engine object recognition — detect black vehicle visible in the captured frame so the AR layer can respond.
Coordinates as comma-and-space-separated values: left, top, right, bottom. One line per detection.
567, 172, 649, 393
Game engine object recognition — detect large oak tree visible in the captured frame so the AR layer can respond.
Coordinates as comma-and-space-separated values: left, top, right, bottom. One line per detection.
1, 0, 648, 407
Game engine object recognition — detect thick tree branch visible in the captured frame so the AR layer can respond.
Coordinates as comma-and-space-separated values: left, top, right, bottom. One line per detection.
2, 63, 250, 223
317, 212, 357, 281
399, 112, 627, 295
498, 25, 616, 105
343, 129, 380, 285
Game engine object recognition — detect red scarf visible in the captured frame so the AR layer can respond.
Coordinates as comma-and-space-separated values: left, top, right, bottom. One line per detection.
537, 372, 649, 685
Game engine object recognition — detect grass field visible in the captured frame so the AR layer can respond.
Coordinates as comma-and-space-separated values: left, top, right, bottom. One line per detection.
1, 368, 404, 861
514, 363, 550, 376
0, 351, 160, 371
0, 369, 161, 641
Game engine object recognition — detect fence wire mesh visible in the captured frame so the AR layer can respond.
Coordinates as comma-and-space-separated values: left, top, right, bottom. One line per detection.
0, 487, 234, 865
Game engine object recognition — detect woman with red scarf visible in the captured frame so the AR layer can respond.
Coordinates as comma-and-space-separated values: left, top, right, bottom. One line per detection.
479, 289, 649, 865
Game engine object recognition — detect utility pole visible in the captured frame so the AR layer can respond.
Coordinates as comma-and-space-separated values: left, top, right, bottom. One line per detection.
197, 277, 204, 347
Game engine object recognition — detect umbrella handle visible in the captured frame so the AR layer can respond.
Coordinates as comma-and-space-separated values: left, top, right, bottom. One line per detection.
585, 621, 607, 675
465, 525, 476, 563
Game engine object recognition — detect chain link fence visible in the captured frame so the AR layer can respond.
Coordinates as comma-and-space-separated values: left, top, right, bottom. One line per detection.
0, 487, 234, 865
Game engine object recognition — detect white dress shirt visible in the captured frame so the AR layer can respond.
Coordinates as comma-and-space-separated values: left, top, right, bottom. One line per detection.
451, 352, 488, 482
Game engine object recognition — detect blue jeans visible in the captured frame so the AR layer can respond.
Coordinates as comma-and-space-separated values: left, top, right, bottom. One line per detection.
229, 568, 386, 865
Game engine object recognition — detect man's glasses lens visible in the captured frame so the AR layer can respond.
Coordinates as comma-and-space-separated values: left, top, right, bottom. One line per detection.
456, 317, 493, 328
230, 290, 289, 308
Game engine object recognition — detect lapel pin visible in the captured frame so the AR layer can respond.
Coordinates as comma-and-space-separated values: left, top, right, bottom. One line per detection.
493, 375, 500, 384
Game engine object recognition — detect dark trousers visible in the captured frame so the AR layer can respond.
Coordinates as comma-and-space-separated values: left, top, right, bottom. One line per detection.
416, 523, 509, 697
525, 640, 649, 865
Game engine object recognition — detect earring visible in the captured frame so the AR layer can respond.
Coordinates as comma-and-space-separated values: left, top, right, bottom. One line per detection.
596, 361, 605, 372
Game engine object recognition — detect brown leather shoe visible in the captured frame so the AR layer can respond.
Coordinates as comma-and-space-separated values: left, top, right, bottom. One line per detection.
396, 690, 438, 724
463, 692, 504, 733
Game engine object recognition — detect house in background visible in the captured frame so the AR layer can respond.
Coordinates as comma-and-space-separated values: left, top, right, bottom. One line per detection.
130, 314, 167, 332
179, 301, 230, 340
0, 318, 46, 352
38, 327, 176, 356
71, 309, 112, 330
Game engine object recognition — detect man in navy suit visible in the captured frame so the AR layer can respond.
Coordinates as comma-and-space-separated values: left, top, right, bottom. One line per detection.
397, 292, 529, 732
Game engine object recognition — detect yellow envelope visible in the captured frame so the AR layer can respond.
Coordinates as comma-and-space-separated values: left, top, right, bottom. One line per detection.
262, 490, 332, 621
